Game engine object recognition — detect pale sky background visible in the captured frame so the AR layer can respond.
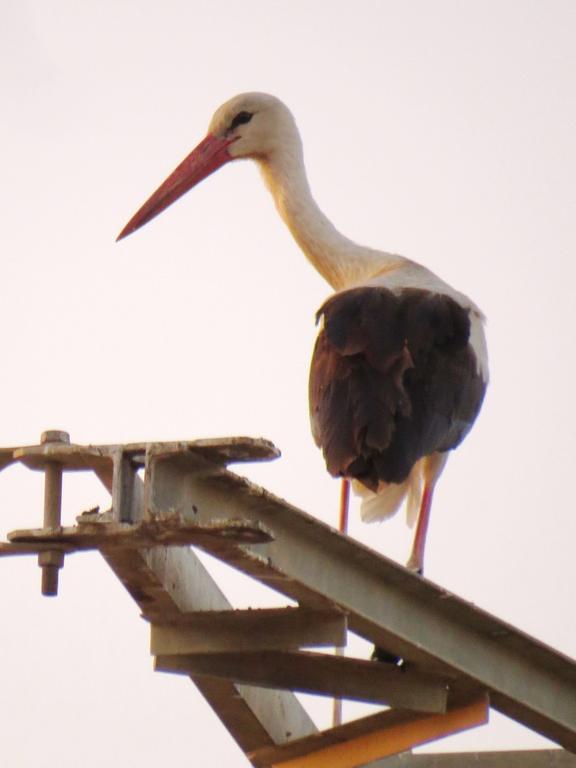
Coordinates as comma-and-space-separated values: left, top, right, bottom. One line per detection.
1, 1, 575, 765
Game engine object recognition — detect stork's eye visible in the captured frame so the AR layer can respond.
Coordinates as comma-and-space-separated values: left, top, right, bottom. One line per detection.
229, 111, 253, 131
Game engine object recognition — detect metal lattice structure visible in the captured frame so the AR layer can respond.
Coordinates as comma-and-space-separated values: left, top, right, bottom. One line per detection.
1, 431, 575, 768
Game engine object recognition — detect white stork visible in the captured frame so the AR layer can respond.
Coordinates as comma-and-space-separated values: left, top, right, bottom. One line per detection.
118, 92, 488, 574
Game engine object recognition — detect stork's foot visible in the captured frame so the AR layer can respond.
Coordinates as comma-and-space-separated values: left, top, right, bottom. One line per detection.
405, 554, 424, 575
408, 565, 424, 576
371, 645, 405, 667
373, 560, 421, 664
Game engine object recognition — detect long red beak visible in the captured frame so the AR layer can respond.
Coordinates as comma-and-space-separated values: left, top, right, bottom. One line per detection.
117, 133, 235, 241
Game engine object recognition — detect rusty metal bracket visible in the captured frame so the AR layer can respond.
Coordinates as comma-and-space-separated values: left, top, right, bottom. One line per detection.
0, 431, 279, 596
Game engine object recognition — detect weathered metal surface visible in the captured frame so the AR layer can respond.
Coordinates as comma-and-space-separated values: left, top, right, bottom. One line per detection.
3, 434, 576, 766
156, 650, 449, 712
0, 435, 312, 755
145, 448, 576, 753
6, 515, 273, 552
88, 439, 317, 757
2, 436, 279, 474
0, 541, 78, 556
151, 607, 347, 653
99, 542, 317, 753
147, 437, 281, 465
12, 442, 114, 473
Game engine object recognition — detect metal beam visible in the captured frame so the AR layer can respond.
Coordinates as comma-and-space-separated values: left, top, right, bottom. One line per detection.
156, 650, 448, 712
97, 543, 318, 754
145, 448, 576, 752
150, 607, 347, 653
4, 436, 576, 765
251, 708, 425, 768
6, 515, 273, 552
88, 442, 318, 757
263, 695, 488, 768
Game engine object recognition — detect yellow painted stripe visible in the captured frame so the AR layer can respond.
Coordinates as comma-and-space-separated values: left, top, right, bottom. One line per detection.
272, 697, 489, 768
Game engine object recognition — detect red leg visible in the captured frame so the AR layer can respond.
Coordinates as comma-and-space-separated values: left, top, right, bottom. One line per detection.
338, 478, 350, 534
407, 482, 435, 573
333, 478, 350, 727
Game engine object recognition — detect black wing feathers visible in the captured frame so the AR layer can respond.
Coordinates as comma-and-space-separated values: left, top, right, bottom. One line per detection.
309, 287, 485, 489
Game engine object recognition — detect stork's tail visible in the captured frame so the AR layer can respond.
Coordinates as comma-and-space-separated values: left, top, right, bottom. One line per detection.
354, 463, 424, 526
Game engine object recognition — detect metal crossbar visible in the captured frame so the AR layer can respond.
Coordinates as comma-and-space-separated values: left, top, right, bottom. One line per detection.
1, 432, 575, 767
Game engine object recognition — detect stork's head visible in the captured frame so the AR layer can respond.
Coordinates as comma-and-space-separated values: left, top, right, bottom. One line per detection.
117, 92, 298, 240
209, 92, 298, 160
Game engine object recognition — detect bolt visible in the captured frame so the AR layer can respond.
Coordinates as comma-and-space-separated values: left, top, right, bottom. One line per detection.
41, 430, 70, 445
38, 430, 69, 596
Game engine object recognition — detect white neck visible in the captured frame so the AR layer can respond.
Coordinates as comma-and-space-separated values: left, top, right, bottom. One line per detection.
257, 143, 402, 291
